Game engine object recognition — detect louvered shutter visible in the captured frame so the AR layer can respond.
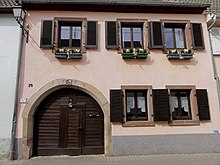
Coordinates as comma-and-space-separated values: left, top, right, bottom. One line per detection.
110, 90, 123, 122
191, 23, 204, 49
153, 89, 170, 121
105, 21, 118, 49
86, 21, 98, 48
40, 20, 54, 48
149, 22, 164, 49
196, 89, 210, 120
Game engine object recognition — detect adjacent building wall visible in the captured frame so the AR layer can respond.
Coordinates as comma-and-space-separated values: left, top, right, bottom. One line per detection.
0, 14, 21, 159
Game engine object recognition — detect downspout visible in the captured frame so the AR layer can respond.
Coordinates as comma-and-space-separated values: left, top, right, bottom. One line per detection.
9, 12, 24, 160
207, 14, 220, 108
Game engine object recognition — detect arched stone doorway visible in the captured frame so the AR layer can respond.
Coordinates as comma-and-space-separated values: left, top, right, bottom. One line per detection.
22, 79, 111, 159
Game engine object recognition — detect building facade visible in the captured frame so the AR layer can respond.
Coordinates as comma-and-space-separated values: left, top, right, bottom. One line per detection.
0, 0, 22, 159
16, 0, 220, 159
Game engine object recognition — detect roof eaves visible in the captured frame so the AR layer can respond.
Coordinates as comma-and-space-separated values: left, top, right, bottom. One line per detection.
21, 0, 210, 8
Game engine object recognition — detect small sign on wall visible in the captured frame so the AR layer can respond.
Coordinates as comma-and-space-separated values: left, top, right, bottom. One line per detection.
20, 97, 28, 104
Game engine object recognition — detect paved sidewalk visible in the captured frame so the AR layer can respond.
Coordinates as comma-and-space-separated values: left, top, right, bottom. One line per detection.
1, 153, 220, 165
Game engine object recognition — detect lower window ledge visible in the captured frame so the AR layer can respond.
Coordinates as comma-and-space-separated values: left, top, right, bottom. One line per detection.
123, 121, 155, 127
169, 120, 200, 126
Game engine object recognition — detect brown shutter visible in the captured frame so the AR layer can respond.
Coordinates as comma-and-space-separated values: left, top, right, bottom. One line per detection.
191, 23, 204, 49
196, 89, 210, 120
153, 89, 170, 121
86, 21, 98, 48
105, 21, 118, 49
110, 90, 123, 122
40, 20, 54, 48
149, 22, 164, 49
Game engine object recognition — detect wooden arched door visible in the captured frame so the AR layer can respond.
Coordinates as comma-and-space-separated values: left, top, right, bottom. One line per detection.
33, 88, 104, 156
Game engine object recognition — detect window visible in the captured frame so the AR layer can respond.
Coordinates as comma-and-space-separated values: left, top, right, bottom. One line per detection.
164, 23, 186, 49
110, 86, 210, 126
149, 21, 204, 50
126, 90, 147, 121
109, 86, 153, 126
105, 19, 148, 51
170, 90, 191, 120
40, 19, 98, 50
121, 24, 143, 49
153, 86, 210, 124
58, 22, 82, 48
210, 27, 220, 54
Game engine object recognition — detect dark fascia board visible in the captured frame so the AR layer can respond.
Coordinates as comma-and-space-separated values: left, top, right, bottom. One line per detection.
21, 0, 210, 8
0, 8, 12, 13
0, 5, 20, 13
21, 1, 210, 14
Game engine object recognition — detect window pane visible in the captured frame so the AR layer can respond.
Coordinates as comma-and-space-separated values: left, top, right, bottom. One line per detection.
175, 28, 185, 48
122, 27, 131, 48
180, 96, 190, 116
60, 26, 70, 47
61, 26, 70, 39
180, 91, 190, 117
171, 92, 178, 118
133, 28, 142, 48
72, 26, 81, 47
126, 92, 135, 113
164, 28, 174, 49
210, 28, 220, 54
137, 91, 146, 113
72, 26, 81, 39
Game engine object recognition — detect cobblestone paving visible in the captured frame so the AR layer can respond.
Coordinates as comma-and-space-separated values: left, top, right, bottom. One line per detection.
1, 153, 220, 165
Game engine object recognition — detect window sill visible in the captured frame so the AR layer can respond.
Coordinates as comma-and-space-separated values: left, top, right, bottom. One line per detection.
122, 121, 155, 127
169, 120, 200, 126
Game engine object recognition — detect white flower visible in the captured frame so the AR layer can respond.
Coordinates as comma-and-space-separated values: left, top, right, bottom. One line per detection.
126, 49, 130, 53
139, 48, 144, 53
184, 49, 188, 53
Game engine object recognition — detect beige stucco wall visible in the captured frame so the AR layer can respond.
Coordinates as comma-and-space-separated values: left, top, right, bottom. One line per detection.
17, 11, 220, 140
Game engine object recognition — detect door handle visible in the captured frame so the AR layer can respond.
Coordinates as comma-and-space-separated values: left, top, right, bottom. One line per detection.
89, 114, 100, 118
78, 126, 83, 130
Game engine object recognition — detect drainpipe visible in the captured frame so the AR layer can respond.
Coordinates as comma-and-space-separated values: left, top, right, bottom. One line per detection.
9, 15, 23, 160
207, 14, 220, 109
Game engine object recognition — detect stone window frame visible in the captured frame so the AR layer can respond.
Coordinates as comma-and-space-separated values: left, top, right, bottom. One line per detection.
161, 19, 192, 51
54, 17, 87, 53
117, 19, 149, 53
121, 85, 154, 127
166, 85, 200, 126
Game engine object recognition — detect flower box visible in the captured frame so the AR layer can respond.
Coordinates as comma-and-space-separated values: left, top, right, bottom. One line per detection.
166, 54, 193, 60
55, 53, 68, 59
54, 48, 82, 59
122, 48, 148, 59
136, 53, 148, 59
122, 53, 134, 59
69, 53, 82, 59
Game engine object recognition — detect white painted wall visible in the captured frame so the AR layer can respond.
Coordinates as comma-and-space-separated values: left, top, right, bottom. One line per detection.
0, 14, 21, 139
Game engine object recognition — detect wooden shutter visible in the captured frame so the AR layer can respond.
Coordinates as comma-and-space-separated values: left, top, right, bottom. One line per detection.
153, 89, 170, 121
149, 22, 164, 49
86, 21, 98, 48
191, 23, 204, 49
110, 90, 123, 122
196, 89, 210, 120
105, 21, 118, 49
40, 20, 54, 48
